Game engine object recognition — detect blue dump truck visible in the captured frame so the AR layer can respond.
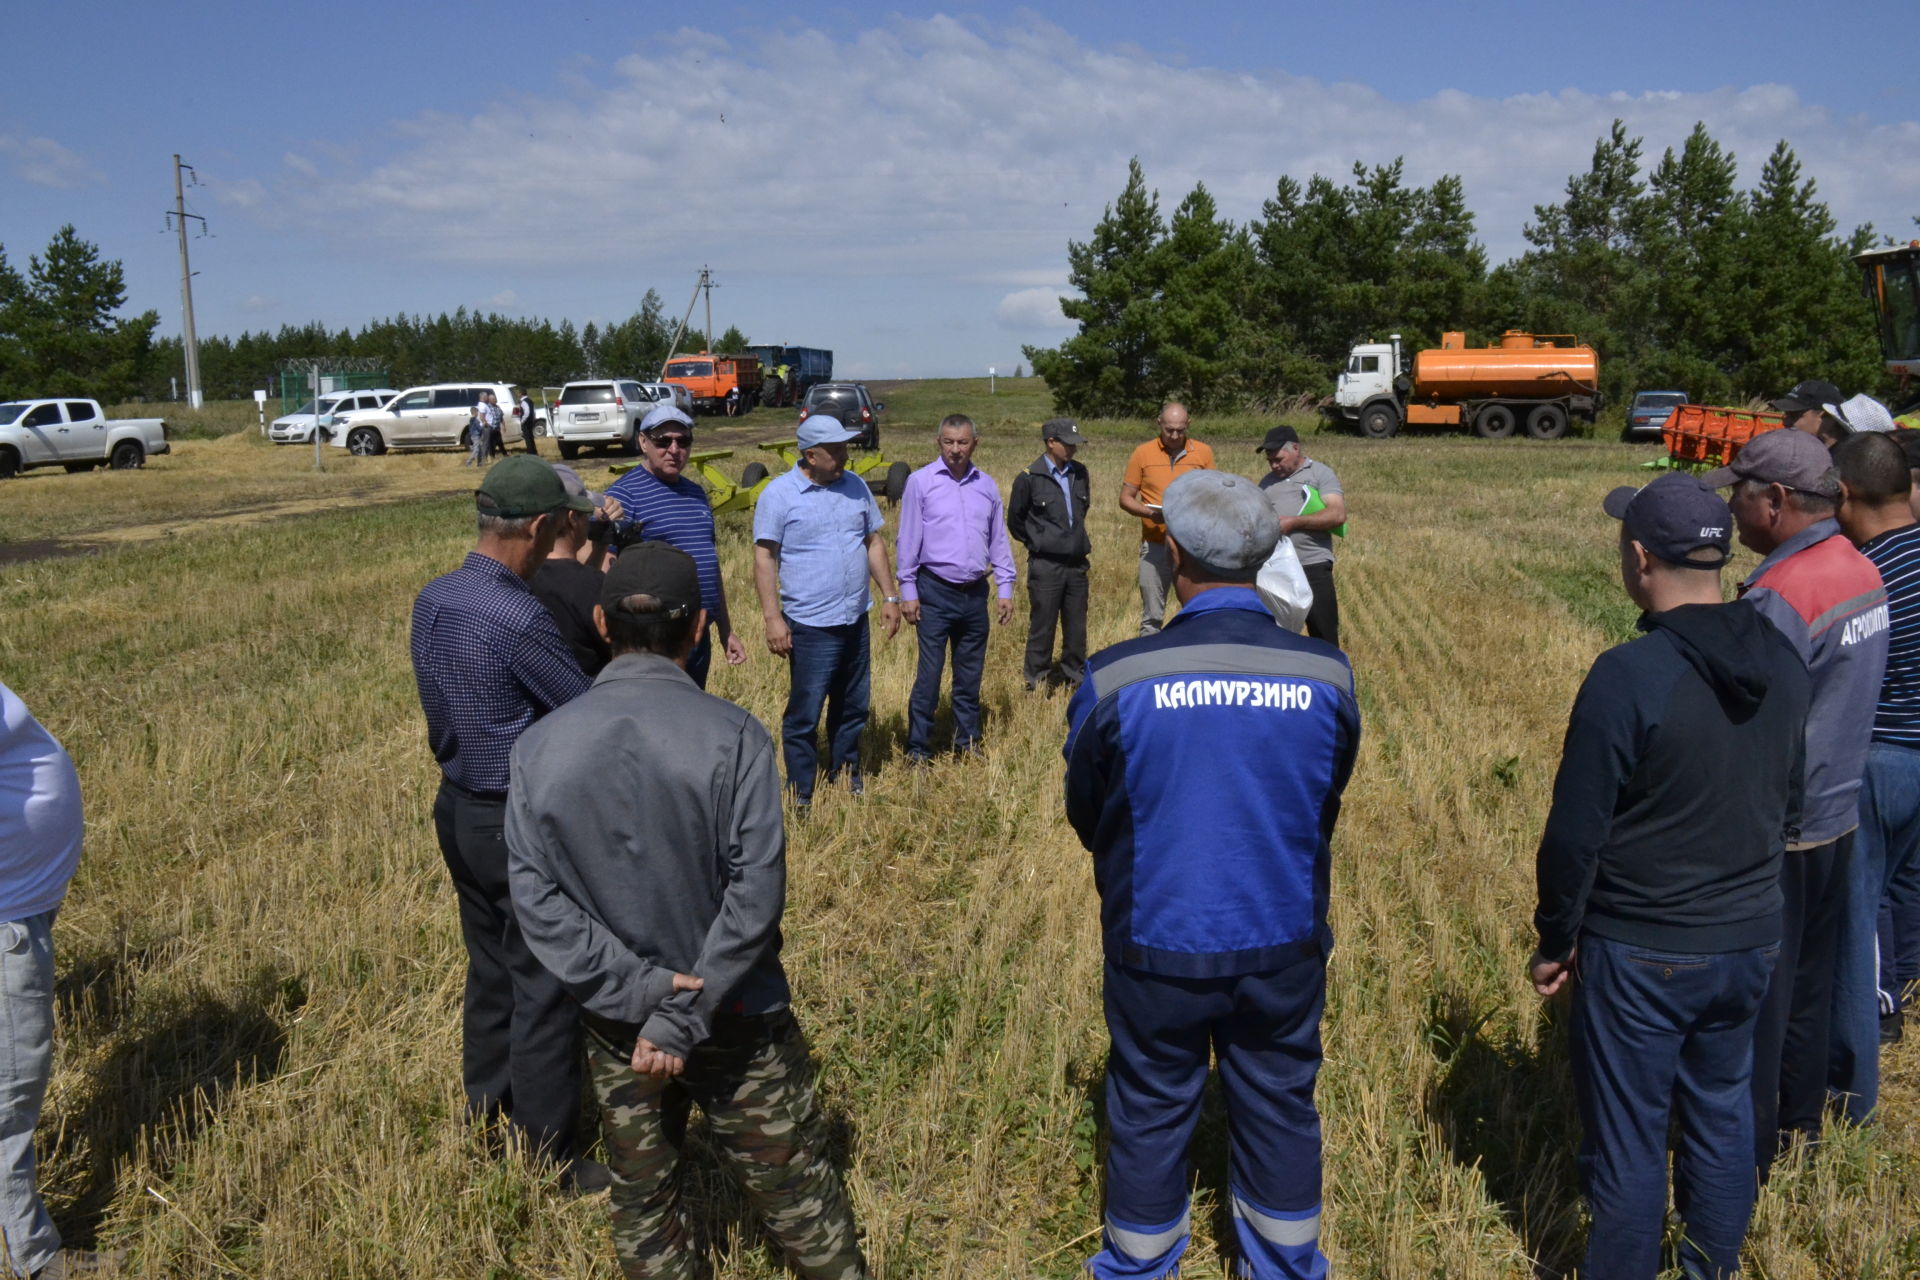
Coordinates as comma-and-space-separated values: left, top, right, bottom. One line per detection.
745, 346, 833, 407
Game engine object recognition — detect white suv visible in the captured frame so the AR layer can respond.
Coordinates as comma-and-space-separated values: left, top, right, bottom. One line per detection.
329, 381, 526, 454
639, 382, 694, 415
273, 388, 398, 444
550, 378, 654, 459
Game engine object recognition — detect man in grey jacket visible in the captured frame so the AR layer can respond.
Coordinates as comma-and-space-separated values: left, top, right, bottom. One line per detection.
506, 541, 867, 1280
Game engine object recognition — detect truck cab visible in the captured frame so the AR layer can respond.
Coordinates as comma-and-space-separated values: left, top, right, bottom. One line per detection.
1332, 336, 1407, 437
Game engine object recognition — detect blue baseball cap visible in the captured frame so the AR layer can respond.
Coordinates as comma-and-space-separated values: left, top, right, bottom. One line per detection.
1602, 471, 1732, 568
796, 415, 860, 450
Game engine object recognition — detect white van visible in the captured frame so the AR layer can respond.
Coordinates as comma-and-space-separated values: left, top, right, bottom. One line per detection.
329, 382, 526, 454
271, 388, 398, 444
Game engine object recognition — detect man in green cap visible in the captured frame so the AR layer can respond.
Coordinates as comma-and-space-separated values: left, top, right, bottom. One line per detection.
409, 455, 607, 1190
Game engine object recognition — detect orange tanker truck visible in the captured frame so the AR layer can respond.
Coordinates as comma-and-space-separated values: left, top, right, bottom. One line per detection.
1328, 330, 1601, 440
661, 352, 764, 416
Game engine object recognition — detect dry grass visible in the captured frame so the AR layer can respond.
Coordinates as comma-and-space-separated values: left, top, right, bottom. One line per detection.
2, 387, 1916, 1278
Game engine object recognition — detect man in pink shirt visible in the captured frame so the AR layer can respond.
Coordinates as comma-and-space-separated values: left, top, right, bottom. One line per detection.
896, 414, 1017, 763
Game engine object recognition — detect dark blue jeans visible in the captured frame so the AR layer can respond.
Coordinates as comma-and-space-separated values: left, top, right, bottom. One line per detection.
1571, 932, 1777, 1280
687, 629, 712, 691
1093, 954, 1329, 1280
780, 616, 870, 801
1834, 743, 1920, 1121
907, 572, 989, 757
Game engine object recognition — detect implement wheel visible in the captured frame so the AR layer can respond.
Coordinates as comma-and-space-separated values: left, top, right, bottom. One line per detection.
740, 462, 768, 488
884, 460, 910, 504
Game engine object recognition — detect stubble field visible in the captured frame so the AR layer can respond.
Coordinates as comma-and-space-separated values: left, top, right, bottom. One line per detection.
2, 378, 1916, 1278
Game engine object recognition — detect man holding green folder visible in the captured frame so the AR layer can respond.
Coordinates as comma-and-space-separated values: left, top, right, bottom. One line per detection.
1258, 425, 1347, 647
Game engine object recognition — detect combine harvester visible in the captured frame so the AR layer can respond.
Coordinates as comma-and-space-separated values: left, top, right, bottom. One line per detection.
612, 440, 909, 515
1855, 240, 1920, 425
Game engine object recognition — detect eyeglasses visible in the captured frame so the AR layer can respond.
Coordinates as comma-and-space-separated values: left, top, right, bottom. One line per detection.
648, 434, 692, 449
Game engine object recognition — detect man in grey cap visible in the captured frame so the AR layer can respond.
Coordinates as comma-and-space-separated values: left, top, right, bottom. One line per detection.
752, 416, 902, 805
1064, 470, 1359, 1280
1008, 418, 1091, 691
1705, 428, 1890, 1177
1771, 379, 1845, 437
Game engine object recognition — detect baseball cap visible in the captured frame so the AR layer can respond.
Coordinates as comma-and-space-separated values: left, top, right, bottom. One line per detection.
476, 455, 593, 518
549, 463, 606, 511
796, 415, 861, 450
1256, 425, 1301, 453
1042, 418, 1085, 444
1824, 393, 1896, 435
641, 404, 693, 434
1161, 471, 1281, 578
1601, 472, 1732, 569
1699, 429, 1841, 498
602, 540, 700, 619
1770, 379, 1844, 414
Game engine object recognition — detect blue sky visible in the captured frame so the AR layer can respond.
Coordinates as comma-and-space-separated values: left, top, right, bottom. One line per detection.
6, 1, 1918, 384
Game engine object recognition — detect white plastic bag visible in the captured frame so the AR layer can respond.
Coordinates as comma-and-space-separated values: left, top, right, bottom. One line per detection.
1256, 535, 1313, 631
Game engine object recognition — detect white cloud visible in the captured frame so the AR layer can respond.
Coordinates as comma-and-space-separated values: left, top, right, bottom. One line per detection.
240, 294, 278, 312
0, 134, 102, 188
488, 290, 518, 309
282, 152, 318, 178
997, 287, 1074, 331
231, 17, 1920, 295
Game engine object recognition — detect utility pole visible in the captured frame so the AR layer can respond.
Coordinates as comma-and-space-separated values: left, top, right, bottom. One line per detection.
703, 265, 713, 352
170, 155, 204, 410
659, 266, 715, 373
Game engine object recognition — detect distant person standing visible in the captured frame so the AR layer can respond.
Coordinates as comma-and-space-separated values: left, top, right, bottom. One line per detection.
1770, 379, 1845, 438
1120, 403, 1214, 635
751, 416, 902, 806
463, 405, 489, 468
409, 456, 602, 1188
606, 405, 749, 689
480, 391, 507, 458
1530, 473, 1809, 1279
517, 391, 541, 456
507, 544, 869, 1280
895, 414, 1017, 761
1008, 418, 1091, 692
1066, 471, 1359, 1280
1830, 432, 1920, 1118
1257, 425, 1347, 648
1703, 429, 1888, 1177
0, 684, 111, 1279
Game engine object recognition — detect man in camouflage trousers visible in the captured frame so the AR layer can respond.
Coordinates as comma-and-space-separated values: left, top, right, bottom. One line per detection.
506, 541, 866, 1279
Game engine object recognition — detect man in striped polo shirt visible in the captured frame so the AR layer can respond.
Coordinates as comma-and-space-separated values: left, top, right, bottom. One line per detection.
606, 405, 748, 689
1832, 432, 1920, 1119
1706, 429, 1889, 1176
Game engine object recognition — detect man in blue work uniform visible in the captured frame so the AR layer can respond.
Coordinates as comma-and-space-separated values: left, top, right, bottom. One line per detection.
1065, 470, 1360, 1280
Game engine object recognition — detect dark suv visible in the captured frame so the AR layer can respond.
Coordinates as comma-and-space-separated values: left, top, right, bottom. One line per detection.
798, 382, 884, 449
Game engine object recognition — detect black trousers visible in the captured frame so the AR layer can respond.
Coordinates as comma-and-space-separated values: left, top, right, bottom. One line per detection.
1024, 555, 1088, 688
1752, 832, 1851, 1181
1302, 561, 1339, 649
432, 778, 581, 1165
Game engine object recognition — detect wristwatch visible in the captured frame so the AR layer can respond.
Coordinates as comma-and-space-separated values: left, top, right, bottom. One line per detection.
883, 595, 902, 604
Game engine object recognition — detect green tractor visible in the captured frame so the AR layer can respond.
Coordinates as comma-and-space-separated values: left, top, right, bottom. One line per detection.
611, 439, 911, 514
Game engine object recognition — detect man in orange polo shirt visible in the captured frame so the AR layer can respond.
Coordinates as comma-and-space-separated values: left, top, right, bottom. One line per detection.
1120, 403, 1216, 634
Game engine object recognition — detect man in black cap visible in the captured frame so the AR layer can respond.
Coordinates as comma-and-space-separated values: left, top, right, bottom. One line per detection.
1705, 428, 1889, 1176
1772, 379, 1845, 438
408, 454, 603, 1188
1008, 418, 1092, 691
506, 542, 869, 1280
1531, 471, 1809, 1279
1257, 426, 1347, 646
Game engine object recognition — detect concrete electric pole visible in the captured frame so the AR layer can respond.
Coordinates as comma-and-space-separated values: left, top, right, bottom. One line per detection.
170, 155, 204, 410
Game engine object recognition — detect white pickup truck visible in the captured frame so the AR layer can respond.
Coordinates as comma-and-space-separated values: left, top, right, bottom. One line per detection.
0, 398, 170, 478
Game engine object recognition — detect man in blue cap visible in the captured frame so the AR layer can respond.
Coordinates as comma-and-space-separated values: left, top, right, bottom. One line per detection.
1065, 470, 1359, 1280
751, 416, 902, 805
1531, 471, 1810, 1279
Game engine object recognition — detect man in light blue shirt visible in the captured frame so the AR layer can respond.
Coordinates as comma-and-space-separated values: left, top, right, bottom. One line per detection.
752, 417, 903, 805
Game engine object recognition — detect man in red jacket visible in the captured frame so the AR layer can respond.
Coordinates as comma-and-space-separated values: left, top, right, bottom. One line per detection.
1704, 428, 1889, 1176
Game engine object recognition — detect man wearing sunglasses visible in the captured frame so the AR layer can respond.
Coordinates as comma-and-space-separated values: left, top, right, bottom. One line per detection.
606, 405, 749, 689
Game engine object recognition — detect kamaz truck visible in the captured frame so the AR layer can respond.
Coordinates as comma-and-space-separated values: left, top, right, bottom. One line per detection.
1855, 240, 1920, 424
1329, 330, 1601, 440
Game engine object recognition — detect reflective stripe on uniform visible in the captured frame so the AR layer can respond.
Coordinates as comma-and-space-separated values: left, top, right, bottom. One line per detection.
1230, 1194, 1320, 1247
1092, 642, 1355, 701
1105, 1206, 1190, 1258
